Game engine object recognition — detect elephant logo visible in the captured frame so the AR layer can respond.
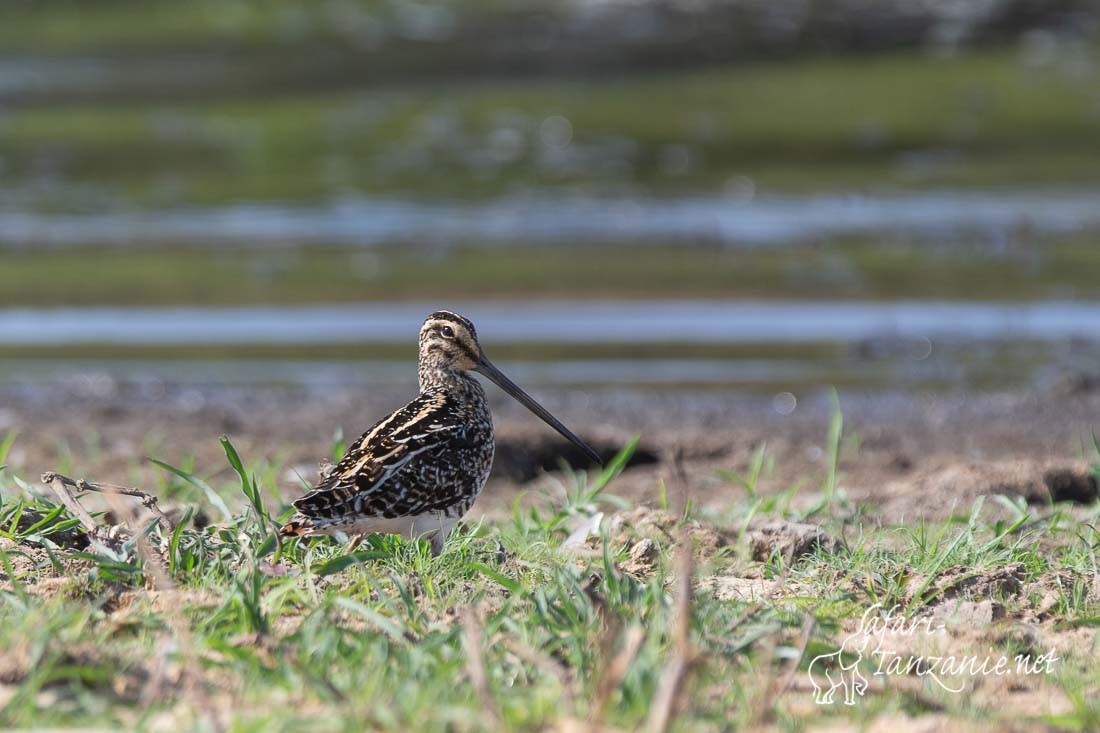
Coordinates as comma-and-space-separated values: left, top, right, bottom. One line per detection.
807, 630, 874, 705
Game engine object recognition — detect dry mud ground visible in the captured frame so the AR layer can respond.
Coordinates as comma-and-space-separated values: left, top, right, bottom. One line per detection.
2, 383, 1097, 522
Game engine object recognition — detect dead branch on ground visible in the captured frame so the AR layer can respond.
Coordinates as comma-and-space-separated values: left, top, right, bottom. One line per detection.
42, 471, 176, 533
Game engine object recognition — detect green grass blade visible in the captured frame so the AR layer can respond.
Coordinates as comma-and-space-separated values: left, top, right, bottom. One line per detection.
148, 457, 232, 520
468, 562, 521, 594
314, 551, 390, 577
587, 436, 639, 498
0, 431, 18, 468
332, 597, 408, 643
220, 435, 268, 527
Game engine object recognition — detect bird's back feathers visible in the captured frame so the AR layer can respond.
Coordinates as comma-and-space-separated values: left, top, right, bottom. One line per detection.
279, 383, 493, 538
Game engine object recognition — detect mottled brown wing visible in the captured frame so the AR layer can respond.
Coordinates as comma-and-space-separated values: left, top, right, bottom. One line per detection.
292, 391, 474, 520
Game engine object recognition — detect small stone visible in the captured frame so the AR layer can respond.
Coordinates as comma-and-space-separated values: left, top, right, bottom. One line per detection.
620, 538, 660, 575
931, 599, 1006, 627
744, 518, 839, 562
698, 576, 781, 602
629, 538, 658, 566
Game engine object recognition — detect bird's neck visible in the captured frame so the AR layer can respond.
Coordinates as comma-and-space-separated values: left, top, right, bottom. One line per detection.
418, 363, 483, 396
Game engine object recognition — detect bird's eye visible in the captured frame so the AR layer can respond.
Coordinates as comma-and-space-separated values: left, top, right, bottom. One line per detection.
440, 325, 455, 338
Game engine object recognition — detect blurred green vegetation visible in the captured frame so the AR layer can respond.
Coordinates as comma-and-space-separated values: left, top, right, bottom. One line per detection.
0, 0, 522, 53
2, 236, 1098, 307
3, 46, 1098, 210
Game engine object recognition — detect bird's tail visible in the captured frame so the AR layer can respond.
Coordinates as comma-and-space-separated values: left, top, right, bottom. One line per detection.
279, 515, 314, 538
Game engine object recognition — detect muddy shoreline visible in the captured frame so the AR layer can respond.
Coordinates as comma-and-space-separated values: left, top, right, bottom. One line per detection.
2, 382, 1096, 523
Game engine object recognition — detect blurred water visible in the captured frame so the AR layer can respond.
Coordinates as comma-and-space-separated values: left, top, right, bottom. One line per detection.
0, 358, 817, 389
3, 189, 1099, 248
3, 300, 1100, 345
1, 341, 1093, 395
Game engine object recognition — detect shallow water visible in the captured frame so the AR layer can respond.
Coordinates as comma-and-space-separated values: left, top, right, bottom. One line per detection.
2, 300, 1097, 393
0, 357, 814, 389
3, 300, 1099, 346
3, 188, 1099, 248
0, 340, 1092, 395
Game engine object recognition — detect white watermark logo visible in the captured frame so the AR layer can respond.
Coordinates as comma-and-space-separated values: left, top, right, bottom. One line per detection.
808, 603, 1059, 705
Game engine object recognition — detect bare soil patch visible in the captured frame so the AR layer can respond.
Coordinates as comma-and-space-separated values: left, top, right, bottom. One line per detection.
7, 385, 1096, 527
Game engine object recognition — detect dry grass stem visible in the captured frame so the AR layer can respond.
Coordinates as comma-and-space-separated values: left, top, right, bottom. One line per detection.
645, 531, 698, 733
505, 638, 577, 711
773, 613, 816, 697
462, 609, 502, 729
590, 624, 646, 725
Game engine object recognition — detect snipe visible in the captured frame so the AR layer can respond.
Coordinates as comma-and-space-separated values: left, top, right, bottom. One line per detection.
281, 310, 601, 554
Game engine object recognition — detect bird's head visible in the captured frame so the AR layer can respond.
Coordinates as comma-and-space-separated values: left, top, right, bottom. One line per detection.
419, 310, 482, 373
418, 310, 602, 465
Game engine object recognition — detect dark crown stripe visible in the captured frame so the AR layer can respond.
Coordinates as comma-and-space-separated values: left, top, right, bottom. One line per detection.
425, 310, 477, 339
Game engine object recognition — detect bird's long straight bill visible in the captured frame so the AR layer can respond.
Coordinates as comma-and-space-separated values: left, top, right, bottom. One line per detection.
477, 357, 603, 465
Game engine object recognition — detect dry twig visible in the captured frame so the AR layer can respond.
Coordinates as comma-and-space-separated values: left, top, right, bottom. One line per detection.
42, 471, 176, 532
42, 471, 104, 535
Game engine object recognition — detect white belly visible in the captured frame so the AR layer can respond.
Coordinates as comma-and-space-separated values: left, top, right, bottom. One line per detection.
335, 514, 454, 539
324, 513, 459, 554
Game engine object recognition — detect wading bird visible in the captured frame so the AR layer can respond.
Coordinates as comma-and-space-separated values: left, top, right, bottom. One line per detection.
281, 310, 602, 554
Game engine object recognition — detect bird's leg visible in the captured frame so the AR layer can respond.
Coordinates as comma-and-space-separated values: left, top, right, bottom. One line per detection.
415, 514, 456, 556
429, 531, 446, 556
